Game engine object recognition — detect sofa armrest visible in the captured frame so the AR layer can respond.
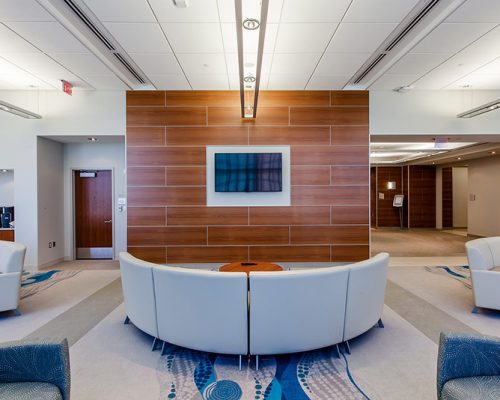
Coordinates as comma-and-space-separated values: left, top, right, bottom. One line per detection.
0, 339, 70, 400
471, 269, 500, 309
437, 333, 500, 398
0, 272, 21, 312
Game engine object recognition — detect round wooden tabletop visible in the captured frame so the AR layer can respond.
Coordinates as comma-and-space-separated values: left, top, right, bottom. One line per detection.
219, 261, 283, 275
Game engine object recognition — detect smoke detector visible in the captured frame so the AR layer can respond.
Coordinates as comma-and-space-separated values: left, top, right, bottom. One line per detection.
173, 0, 189, 7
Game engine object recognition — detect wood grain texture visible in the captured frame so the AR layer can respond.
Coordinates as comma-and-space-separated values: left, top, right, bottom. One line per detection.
291, 226, 369, 245
0, 230, 14, 241
259, 91, 330, 106
290, 106, 369, 126
128, 186, 206, 206
166, 166, 206, 186
331, 91, 369, 106
331, 206, 369, 225
127, 91, 165, 107
167, 207, 248, 225
167, 246, 249, 263
249, 206, 329, 225
127, 107, 206, 126
128, 147, 205, 166
208, 107, 289, 126
442, 167, 453, 228
331, 245, 370, 262
331, 126, 369, 145
249, 126, 330, 145
291, 186, 369, 206
128, 167, 165, 186
166, 91, 240, 106
291, 165, 330, 185
376, 166, 403, 227
128, 207, 166, 227
128, 226, 206, 246
291, 146, 369, 165
249, 246, 331, 262
166, 127, 248, 145
128, 247, 166, 264
370, 167, 377, 227
331, 166, 369, 186
127, 127, 166, 146
409, 165, 436, 228
208, 226, 289, 245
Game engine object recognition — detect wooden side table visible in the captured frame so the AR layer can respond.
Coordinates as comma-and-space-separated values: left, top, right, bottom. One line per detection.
219, 261, 283, 275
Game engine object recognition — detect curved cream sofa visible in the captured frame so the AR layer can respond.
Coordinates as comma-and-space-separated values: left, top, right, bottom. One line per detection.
119, 252, 389, 364
465, 237, 500, 312
0, 240, 27, 315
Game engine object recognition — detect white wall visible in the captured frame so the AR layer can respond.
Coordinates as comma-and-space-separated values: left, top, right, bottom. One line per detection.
452, 167, 468, 228
370, 90, 500, 135
0, 171, 14, 206
468, 156, 500, 237
37, 137, 65, 267
63, 142, 126, 260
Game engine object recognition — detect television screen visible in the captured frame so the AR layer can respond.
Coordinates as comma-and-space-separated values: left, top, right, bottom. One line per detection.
215, 153, 282, 192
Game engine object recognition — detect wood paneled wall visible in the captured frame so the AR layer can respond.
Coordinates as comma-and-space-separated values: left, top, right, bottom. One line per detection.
442, 167, 453, 228
409, 165, 436, 228
126, 90, 370, 264
375, 166, 403, 227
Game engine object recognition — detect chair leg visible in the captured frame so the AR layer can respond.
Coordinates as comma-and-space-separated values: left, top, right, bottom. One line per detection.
344, 340, 351, 355
239, 355, 242, 371
255, 355, 259, 371
123, 316, 130, 324
378, 318, 385, 328
334, 344, 341, 359
472, 307, 480, 314
151, 337, 160, 351
161, 341, 168, 356
13, 309, 21, 317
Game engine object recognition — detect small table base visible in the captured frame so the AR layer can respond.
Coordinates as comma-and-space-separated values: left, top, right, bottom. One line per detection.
219, 261, 283, 275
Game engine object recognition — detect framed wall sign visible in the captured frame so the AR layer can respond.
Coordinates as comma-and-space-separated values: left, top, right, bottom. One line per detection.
393, 194, 404, 207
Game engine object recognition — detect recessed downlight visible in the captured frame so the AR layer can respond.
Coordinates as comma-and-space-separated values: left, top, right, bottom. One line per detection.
242, 18, 260, 30
1, 169, 8, 173
172, 0, 189, 8
88, 137, 98, 142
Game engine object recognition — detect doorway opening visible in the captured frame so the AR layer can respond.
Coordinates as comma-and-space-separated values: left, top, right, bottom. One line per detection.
74, 169, 113, 259
442, 166, 468, 236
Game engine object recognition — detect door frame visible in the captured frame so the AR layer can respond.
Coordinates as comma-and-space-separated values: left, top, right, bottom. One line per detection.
70, 167, 115, 261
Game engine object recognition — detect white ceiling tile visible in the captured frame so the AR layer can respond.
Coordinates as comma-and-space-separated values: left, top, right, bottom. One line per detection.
0, 56, 29, 74
149, 74, 191, 90
0, 0, 54, 21
306, 75, 350, 89
188, 74, 229, 90
0, 52, 77, 81
270, 53, 321, 75
460, 25, 500, 55
446, 0, 500, 22
225, 53, 273, 75
105, 23, 171, 53
280, 0, 351, 22
217, 0, 284, 23
345, 0, 421, 23
387, 53, 450, 75
176, 53, 227, 75
162, 23, 223, 53
82, 75, 128, 90
149, 0, 219, 22
128, 53, 182, 76
327, 23, 397, 53
50, 53, 113, 76
4, 22, 89, 53
473, 57, 500, 74
411, 23, 496, 54
369, 74, 419, 90
0, 24, 36, 52
315, 53, 369, 76
0, 71, 53, 89
447, 73, 500, 89
267, 74, 309, 90
274, 23, 337, 53
82, 0, 155, 22
221, 23, 278, 53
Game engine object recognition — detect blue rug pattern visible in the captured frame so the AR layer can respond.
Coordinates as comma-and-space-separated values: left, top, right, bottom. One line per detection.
424, 265, 471, 289
156, 344, 367, 400
20, 270, 80, 299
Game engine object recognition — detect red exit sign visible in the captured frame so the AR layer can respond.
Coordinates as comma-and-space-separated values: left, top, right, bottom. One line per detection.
61, 80, 73, 96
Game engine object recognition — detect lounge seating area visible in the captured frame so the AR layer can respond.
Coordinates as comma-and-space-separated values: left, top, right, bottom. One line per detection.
120, 252, 389, 366
0, 240, 27, 315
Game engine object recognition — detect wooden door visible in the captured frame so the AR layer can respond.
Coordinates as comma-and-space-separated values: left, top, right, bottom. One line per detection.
74, 170, 113, 259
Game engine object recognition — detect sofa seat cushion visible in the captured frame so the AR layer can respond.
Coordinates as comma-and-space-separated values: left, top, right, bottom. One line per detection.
441, 376, 500, 400
491, 267, 500, 272
0, 382, 63, 400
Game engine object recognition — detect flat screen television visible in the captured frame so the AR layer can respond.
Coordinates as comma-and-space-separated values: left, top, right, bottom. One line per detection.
215, 153, 282, 192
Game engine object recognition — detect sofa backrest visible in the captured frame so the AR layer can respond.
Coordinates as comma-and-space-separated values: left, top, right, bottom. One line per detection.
153, 266, 248, 355
249, 265, 350, 356
343, 252, 389, 342
119, 253, 158, 338
0, 241, 26, 274
465, 237, 500, 270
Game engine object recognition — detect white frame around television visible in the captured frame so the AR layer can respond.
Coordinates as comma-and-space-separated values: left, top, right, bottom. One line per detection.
206, 145, 291, 207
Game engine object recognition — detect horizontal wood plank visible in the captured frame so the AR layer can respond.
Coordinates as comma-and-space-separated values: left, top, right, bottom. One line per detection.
167, 246, 248, 263
126, 91, 165, 107
291, 146, 369, 165
128, 167, 165, 186
249, 246, 330, 262
249, 206, 329, 225
291, 165, 330, 185
127, 247, 166, 264
249, 126, 330, 145
331, 126, 369, 145
208, 226, 289, 245
259, 91, 330, 106
331, 166, 369, 186
127, 127, 165, 146
128, 227, 206, 246
331, 206, 369, 225
291, 226, 369, 245
208, 107, 289, 126
127, 147, 205, 166
166, 91, 240, 106
127, 107, 206, 126
167, 207, 248, 225
166, 166, 206, 186
166, 126, 248, 145
290, 106, 369, 125
331, 245, 370, 262
330, 91, 369, 106
128, 186, 206, 206
292, 186, 369, 206
128, 207, 166, 226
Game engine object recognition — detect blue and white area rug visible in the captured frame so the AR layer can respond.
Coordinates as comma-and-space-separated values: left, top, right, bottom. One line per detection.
424, 265, 471, 289
157, 344, 368, 400
20, 270, 81, 299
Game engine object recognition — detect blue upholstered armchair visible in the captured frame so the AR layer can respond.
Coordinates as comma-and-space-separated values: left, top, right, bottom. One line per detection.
0, 339, 70, 400
437, 332, 500, 400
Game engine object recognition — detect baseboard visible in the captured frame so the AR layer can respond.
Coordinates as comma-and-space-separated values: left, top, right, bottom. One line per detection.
37, 257, 65, 271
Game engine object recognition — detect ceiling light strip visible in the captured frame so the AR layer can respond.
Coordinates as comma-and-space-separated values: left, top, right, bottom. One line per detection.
252, 0, 269, 118
457, 99, 500, 118
234, 0, 245, 118
0, 100, 42, 119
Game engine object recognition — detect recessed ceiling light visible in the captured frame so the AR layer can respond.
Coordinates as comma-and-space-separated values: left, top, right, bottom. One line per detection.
242, 18, 260, 30
88, 137, 98, 142
492, 151, 496, 154
172, 0, 189, 8
1, 169, 8, 173
457, 157, 462, 160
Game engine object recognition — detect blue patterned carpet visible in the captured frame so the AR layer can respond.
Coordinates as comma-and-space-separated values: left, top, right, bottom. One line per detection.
20, 270, 80, 299
156, 344, 367, 400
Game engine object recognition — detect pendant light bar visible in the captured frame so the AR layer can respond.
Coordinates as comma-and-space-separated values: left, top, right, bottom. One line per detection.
457, 99, 500, 118
234, 0, 245, 118
252, 0, 269, 119
0, 100, 42, 119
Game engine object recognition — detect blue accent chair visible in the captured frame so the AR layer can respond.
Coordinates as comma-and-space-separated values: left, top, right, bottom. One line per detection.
0, 339, 70, 400
437, 332, 500, 400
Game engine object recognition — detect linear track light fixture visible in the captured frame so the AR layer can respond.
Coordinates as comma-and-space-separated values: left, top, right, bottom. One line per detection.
457, 99, 500, 118
235, 0, 269, 118
0, 100, 42, 119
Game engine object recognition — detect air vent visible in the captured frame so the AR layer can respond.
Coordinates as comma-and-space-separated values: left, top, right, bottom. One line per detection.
62, 0, 146, 85
352, 0, 444, 85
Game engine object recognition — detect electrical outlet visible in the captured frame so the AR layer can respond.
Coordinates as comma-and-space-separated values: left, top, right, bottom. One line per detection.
48, 242, 52, 248
53, 241, 56, 247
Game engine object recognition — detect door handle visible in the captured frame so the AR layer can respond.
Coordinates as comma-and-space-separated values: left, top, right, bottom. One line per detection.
104, 220, 112, 223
